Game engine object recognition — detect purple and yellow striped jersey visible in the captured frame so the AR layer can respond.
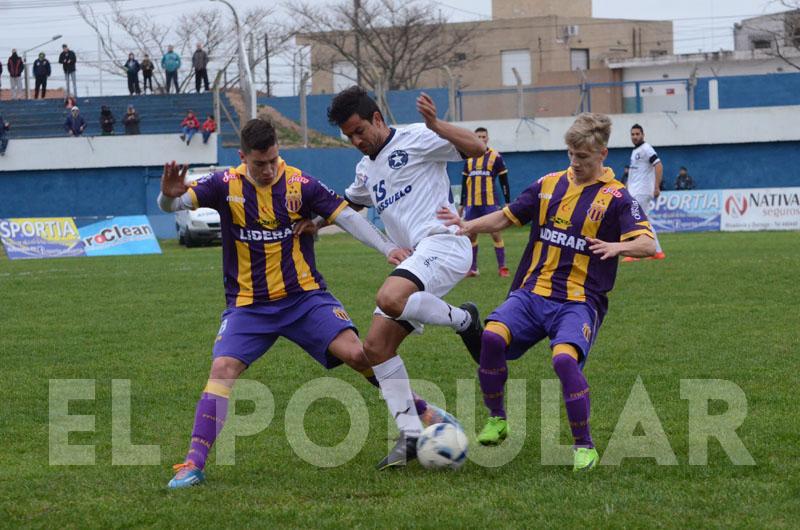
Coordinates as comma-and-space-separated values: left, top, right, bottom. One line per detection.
462, 148, 508, 207
187, 158, 347, 308
504, 167, 653, 317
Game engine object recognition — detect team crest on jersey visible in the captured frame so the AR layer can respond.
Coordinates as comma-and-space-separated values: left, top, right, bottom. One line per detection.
587, 203, 607, 222
285, 187, 303, 213
388, 150, 409, 170
582, 323, 592, 342
333, 307, 351, 321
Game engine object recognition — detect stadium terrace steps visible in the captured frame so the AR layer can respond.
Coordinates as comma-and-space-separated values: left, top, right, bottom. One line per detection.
0, 93, 215, 139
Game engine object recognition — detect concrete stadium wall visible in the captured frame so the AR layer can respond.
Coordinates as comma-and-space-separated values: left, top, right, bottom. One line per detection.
0, 133, 217, 172
444, 105, 800, 152
2, 105, 798, 239
694, 73, 800, 110
461, 142, 800, 197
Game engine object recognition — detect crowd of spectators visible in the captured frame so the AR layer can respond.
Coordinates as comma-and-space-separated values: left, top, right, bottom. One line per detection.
0, 42, 221, 154
2, 42, 216, 101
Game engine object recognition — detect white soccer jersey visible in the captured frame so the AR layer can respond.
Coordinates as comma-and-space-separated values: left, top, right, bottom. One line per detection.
627, 142, 661, 198
344, 123, 463, 249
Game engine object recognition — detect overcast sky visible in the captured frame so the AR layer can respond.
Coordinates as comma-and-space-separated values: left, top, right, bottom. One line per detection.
1, 0, 786, 97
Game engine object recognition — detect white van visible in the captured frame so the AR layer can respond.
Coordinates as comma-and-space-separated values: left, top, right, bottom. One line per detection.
174, 166, 222, 247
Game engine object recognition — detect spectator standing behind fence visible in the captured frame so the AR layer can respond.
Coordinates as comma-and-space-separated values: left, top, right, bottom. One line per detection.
7, 50, 24, 100
192, 43, 210, 93
124, 53, 141, 95
180, 110, 199, 145
162, 46, 181, 94
33, 52, 51, 99
675, 166, 695, 190
100, 105, 115, 135
123, 105, 140, 135
65, 106, 86, 136
201, 114, 216, 144
59, 44, 77, 99
141, 54, 154, 94
0, 114, 10, 156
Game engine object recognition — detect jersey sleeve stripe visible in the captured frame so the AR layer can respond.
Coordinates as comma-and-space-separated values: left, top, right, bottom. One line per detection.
502, 205, 522, 226
621, 228, 654, 241
326, 201, 348, 224
187, 188, 199, 209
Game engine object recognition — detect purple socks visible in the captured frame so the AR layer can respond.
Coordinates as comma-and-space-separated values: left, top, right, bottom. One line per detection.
478, 331, 509, 419
494, 243, 506, 268
186, 392, 229, 469
552, 354, 593, 448
471, 242, 479, 271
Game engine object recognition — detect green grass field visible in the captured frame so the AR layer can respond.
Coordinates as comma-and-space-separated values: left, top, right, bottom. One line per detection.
1, 230, 798, 528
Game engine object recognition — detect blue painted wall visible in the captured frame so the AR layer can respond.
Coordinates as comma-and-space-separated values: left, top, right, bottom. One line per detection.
257, 88, 449, 139
2, 141, 798, 239
694, 72, 800, 110
447, 142, 800, 195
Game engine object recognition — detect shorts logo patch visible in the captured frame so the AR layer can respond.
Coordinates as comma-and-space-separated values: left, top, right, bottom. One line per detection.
582, 323, 592, 342
285, 186, 303, 213
333, 307, 351, 321
587, 203, 607, 222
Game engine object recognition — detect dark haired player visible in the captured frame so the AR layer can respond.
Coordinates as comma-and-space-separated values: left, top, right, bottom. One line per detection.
327, 86, 487, 469
159, 119, 453, 488
461, 126, 511, 277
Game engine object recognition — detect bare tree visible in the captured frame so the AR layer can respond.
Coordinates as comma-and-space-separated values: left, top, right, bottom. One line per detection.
288, 0, 482, 91
75, 0, 292, 93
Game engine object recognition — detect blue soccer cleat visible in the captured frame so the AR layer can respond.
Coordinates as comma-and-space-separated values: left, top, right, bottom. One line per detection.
167, 462, 205, 489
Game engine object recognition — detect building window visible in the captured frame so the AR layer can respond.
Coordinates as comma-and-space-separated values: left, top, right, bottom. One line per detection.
501, 49, 532, 86
332, 61, 357, 92
570, 48, 589, 71
752, 39, 772, 49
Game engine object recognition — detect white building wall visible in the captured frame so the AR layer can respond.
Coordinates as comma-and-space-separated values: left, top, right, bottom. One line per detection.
429, 105, 800, 153
0, 133, 218, 173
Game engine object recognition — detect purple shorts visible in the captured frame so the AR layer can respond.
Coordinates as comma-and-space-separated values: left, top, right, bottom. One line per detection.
464, 205, 500, 221
486, 290, 601, 366
212, 290, 356, 368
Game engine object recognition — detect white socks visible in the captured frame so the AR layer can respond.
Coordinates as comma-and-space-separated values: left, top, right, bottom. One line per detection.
398, 292, 471, 332
372, 356, 423, 436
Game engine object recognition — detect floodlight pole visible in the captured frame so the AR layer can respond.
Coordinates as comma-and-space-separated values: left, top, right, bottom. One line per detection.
211, 0, 257, 120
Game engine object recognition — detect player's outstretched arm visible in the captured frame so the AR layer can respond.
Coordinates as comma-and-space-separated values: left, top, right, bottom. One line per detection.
437, 207, 512, 238
417, 93, 485, 158
586, 234, 656, 260
334, 207, 411, 265
157, 161, 192, 212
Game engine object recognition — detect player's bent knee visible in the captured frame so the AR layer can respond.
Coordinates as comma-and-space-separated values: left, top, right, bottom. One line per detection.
375, 289, 407, 318
551, 343, 579, 362
209, 356, 247, 382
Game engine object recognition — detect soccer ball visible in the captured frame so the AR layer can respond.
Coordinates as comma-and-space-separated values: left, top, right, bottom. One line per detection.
416, 423, 468, 470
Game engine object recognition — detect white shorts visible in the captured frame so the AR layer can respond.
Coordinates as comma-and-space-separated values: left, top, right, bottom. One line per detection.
633, 194, 655, 216
374, 233, 472, 333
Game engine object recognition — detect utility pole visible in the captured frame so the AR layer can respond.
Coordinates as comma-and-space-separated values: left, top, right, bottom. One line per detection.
264, 33, 271, 96
98, 35, 103, 96
354, 0, 362, 85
